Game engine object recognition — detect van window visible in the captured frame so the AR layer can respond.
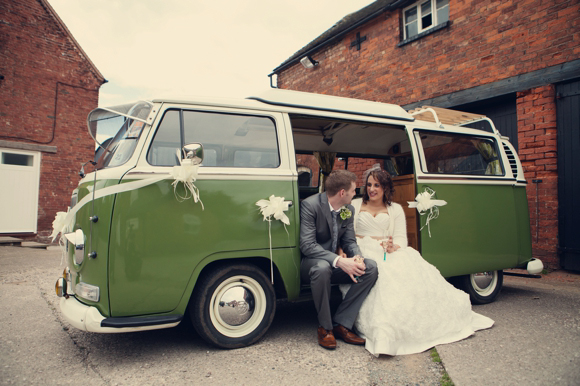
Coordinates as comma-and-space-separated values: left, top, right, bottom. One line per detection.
147, 110, 181, 166
416, 131, 503, 175
184, 111, 279, 168
147, 109, 280, 168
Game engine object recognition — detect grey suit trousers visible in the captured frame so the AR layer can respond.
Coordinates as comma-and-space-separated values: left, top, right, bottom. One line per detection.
301, 257, 378, 331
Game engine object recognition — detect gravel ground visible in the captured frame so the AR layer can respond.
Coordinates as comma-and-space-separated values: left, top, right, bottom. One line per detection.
0, 246, 445, 386
2, 245, 578, 385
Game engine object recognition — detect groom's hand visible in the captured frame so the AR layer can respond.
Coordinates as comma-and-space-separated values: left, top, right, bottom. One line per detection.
336, 256, 366, 283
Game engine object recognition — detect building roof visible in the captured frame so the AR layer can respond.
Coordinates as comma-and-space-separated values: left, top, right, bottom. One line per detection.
38, 0, 106, 84
271, 0, 406, 75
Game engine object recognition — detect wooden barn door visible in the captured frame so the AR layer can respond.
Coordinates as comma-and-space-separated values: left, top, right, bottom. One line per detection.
557, 80, 580, 271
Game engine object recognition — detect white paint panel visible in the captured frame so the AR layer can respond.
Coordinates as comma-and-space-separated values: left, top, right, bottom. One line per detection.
0, 148, 40, 233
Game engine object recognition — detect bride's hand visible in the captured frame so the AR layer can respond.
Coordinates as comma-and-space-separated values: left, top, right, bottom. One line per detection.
336, 257, 366, 283
387, 243, 400, 253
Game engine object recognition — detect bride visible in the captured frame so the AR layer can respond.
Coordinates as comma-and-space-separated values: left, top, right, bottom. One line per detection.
340, 168, 494, 356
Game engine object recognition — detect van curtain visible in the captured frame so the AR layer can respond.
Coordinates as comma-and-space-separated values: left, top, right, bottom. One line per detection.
475, 142, 502, 175
314, 151, 336, 193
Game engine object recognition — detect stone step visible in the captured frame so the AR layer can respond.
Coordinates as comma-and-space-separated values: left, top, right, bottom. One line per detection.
21, 241, 50, 249
0, 236, 23, 246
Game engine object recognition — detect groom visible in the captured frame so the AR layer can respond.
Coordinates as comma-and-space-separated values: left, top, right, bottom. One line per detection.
300, 170, 378, 349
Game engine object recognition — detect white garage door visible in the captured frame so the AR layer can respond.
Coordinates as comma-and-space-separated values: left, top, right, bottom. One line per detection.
0, 148, 41, 233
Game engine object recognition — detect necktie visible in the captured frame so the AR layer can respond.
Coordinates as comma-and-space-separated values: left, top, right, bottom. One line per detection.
331, 210, 338, 253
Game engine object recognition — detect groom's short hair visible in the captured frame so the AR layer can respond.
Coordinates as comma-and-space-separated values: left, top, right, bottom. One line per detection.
325, 170, 356, 197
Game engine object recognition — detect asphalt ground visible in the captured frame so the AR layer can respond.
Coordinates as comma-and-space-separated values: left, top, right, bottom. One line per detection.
1, 246, 579, 385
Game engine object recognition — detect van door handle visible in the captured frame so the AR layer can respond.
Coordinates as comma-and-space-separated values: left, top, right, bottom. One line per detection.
285, 200, 293, 208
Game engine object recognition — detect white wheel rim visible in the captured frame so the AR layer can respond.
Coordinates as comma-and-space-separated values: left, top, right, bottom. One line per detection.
470, 271, 498, 297
209, 275, 267, 338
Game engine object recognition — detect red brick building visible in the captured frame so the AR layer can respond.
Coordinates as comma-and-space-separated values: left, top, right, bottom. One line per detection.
272, 0, 580, 270
0, 0, 105, 242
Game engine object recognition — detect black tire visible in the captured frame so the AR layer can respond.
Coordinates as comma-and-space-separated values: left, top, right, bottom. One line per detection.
458, 270, 503, 304
189, 264, 276, 349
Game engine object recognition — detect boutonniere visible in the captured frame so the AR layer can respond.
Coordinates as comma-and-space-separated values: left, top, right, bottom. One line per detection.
339, 206, 352, 220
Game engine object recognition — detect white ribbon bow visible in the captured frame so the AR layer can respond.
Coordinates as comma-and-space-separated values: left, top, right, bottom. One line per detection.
50, 211, 71, 242
170, 151, 204, 209
256, 195, 290, 225
256, 195, 290, 283
408, 188, 447, 237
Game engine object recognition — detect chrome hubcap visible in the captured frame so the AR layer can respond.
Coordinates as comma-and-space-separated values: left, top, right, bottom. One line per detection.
217, 286, 255, 326
471, 271, 497, 296
209, 275, 266, 338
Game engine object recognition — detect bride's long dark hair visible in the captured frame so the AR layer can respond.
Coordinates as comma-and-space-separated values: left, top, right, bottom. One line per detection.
362, 169, 394, 206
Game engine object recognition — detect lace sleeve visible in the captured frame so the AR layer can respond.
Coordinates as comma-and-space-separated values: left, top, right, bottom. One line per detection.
391, 203, 408, 248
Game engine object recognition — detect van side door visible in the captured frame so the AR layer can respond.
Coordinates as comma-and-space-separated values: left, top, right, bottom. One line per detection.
411, 129, 521, 277
107, 104, 298, 317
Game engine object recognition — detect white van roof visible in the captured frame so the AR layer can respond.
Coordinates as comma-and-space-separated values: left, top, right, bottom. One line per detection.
247, 89, 414, 122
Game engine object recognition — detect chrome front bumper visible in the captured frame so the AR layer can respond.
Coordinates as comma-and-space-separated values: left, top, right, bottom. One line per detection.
59, 296, 180, 333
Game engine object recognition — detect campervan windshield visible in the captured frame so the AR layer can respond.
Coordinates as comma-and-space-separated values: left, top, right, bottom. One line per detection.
87, 101, 153, 169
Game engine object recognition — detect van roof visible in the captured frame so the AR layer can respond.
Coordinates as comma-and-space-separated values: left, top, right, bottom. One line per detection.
153, 89, 415, 123
247, 89, 414, 122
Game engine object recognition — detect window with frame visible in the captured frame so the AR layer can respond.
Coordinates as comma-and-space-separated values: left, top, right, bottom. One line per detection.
147, 109, 280, 168
403, 0, 449, 40
415, 131, 503, 176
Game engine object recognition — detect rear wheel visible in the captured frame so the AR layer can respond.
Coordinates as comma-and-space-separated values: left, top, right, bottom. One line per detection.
458, 270, 503, 304
190, 264, 276, 349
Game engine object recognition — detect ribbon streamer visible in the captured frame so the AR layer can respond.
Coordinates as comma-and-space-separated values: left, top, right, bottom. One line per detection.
408, 187, 447, 237
171, 150, 204, 209
51, 211, 70, 242
256, 195, 290, 284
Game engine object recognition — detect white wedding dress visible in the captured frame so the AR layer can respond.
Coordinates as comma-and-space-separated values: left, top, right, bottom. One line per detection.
341, 201, 494, 356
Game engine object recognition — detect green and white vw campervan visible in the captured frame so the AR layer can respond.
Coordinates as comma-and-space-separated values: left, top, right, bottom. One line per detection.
54, 89, 542, 348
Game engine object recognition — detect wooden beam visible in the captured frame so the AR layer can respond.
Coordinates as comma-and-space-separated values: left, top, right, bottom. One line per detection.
0, 140, 57, 153
404, 59, 580, 110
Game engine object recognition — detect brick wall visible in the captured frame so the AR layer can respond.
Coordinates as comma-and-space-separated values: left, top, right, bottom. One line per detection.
277, 0, 580, 106
517, 85, 559, 268
297, 154, 383, 188
0, 0, 103, 242
277, 0, 579, 269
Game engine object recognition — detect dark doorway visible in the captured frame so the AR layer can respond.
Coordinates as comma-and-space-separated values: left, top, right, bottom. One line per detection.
556, 79, 580, 271
454, 94, 518, 151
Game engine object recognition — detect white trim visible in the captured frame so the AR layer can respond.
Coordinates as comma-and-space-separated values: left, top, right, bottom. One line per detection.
84, 169, 298, 183
125, 169, 297, 181
416, 178, 524, 186
403, 0, 450, 40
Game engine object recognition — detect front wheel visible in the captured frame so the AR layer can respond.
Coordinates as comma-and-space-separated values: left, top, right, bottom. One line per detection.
458, 270, 503, 304
190, 264, 276, 349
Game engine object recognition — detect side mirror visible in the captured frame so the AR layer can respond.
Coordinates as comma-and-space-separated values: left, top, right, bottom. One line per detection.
64, 229, 86, 265
182, 143, 204, 165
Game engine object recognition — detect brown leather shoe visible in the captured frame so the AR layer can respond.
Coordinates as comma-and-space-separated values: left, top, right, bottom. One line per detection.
317, 326, 337, 350
333, 325, 365, 345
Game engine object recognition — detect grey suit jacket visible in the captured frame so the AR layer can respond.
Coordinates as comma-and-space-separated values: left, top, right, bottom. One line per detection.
299, 192, 361, 265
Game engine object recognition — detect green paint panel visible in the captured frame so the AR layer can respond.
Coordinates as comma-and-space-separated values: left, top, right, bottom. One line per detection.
513, 186, 533, 265
418, 183, 523, 277
68, 179, 119, 317
108, 178, 299, 317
